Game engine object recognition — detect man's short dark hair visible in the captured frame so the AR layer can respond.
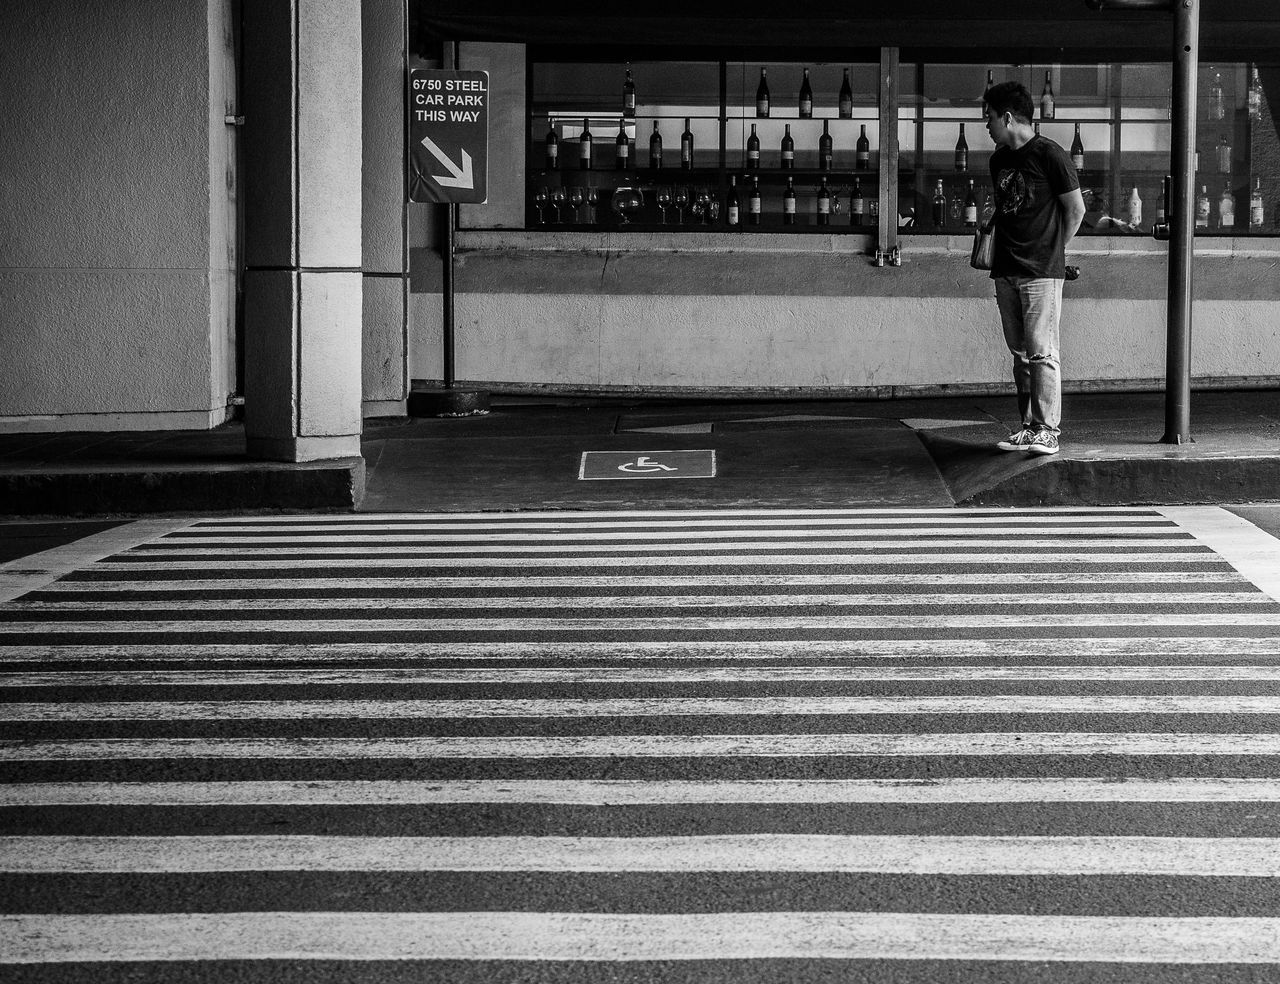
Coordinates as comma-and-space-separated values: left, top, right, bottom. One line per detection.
985, 81, 1034, 126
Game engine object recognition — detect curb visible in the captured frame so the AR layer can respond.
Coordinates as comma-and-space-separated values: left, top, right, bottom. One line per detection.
0, 460, 366, 517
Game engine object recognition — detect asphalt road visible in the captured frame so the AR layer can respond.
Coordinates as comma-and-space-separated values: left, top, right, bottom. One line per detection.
4, 506, 1280, 982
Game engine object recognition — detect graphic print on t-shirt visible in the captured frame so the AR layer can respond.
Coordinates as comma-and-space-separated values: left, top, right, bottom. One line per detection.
996, 167, 1030, 217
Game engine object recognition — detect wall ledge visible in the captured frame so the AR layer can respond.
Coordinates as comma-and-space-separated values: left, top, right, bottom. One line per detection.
0, 408, 233, 434
414, 375, 1280, 402
456, 228, 1280, 259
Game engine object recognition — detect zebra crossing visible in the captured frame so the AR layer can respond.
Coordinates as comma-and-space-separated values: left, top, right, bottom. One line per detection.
4, 506, 1280, 980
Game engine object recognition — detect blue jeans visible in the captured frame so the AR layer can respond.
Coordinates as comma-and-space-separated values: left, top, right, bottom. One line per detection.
995, 276, 1064, 435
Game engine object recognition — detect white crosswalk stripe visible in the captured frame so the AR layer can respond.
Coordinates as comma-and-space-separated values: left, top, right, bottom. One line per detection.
4, 505, 1280, 979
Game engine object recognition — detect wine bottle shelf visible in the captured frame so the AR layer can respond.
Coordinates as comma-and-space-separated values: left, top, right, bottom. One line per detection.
738, 168, 879, 177
529, 57, 1277, 237
731, 114, 879, 121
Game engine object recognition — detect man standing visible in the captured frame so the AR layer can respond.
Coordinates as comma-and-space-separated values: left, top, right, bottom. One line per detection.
984, 81, 1086, 456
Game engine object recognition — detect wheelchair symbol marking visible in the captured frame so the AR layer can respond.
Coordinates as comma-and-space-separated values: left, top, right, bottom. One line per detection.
578, 449, 715, 481
618, 456, 678, 474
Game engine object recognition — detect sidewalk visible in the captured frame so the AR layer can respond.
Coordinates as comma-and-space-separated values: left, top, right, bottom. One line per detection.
3, 389, 1280, 515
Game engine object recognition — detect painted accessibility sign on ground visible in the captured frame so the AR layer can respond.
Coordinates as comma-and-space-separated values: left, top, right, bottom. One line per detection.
409, 69, 488, 204
579, 450, 717, 481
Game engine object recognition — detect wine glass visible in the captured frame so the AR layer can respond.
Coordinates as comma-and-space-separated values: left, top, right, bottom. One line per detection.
568, 186, 585, 223
697, 188, 712, 224
656, 186, 672, 223
690, 188, 706, 224
611, 185, 645, 224
674, 186, 690, 224
585, 187, 599, 224
550, 186, 566, 223
533, 186, 549, 224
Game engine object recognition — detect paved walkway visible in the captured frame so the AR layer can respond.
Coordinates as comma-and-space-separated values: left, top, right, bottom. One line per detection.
4, 390, 1280, 514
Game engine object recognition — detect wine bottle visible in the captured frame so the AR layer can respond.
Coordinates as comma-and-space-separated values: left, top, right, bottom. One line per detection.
726, 175, 740, 227
839, 68, 853, 118
1126, 186, 1142, 228
681, 117, 693, 170
1251, 177, 1265, 229
954, 123, 968, 172
850, 176, 865, 225
1248, 66, 1263, 121
545, 119, 559, 170
783, 176, 796, 225
1157, 176, 1170, 225
1040, 70, 1055, 120
798, 67, 813, 119
1034, 122, 1041, 137
1217, 135, 1232, 174
579, 118, 592, 170
615, 119, 629, 170
855, 124, 870, 170
1070, 124, 1085, 171
623, 64, 636, 119
932, 179, 946, 228
748, 176, 762, 225
819, 120, 833, 171
1208, 71, 1225, 121
746, 124, 761, 169
756, 68, 770, 118
649, 121, 662, 170
1196, 184, 1211, 228
963, 179, 978, 227
1219, 182, 1235, 229
981, 68, 995, 117
816, 176, 831, 226
781, 124, 795, 169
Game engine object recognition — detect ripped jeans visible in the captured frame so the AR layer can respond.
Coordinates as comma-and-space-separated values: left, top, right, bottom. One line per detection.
995, 276, 1064, 436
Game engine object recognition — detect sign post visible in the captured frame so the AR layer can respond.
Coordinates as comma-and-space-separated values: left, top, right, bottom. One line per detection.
407, 67, 491, 416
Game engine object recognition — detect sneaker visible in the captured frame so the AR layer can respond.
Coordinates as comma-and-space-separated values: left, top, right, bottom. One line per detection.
1027, 430, 1060, 456
996, 427, 1035, 452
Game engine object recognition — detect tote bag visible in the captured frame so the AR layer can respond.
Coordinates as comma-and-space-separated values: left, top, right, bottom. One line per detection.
970, 219, 995, 271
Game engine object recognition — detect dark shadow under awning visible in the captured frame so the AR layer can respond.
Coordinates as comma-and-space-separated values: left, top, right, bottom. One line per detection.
412, 0, 1280, 55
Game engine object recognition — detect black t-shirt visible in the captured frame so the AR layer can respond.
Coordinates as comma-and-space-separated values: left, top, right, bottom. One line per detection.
989, 135, 1080, 279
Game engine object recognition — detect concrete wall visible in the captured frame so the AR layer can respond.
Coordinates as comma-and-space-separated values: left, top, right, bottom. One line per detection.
410, 232, 1280, 395
0, 0, 237, 432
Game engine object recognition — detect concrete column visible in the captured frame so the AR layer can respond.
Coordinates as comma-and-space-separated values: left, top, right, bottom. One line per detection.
362, 0, 410, 418
242, 0, 363, 462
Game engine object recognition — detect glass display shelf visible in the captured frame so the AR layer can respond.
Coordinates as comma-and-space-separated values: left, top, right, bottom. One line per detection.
526, 55, 1278, 236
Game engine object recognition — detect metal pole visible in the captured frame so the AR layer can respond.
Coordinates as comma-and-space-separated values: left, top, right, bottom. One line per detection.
1085, 0, 1196, 443
876, 47, 899, 265
1163, 0, 1198, 444
441, 40, 459, 392
442, 201, 456, 389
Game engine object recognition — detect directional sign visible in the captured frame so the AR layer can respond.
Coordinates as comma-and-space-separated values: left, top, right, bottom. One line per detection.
409, 69, 488, 204
578, 450, 718, 481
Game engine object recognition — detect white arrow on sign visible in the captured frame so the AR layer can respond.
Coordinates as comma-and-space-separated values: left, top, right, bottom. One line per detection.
420, 135, 474, 189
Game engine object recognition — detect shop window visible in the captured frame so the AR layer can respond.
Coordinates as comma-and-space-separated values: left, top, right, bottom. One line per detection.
900, 59, 1278, 237
525, 54, 1277, 236
527, 56, 880, 232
